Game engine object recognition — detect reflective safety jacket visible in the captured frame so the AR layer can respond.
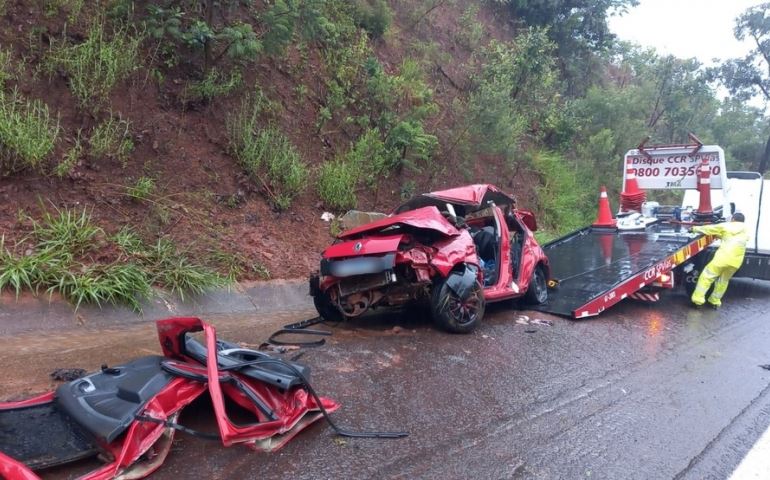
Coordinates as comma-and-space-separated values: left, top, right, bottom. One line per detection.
693, 222, 750, 269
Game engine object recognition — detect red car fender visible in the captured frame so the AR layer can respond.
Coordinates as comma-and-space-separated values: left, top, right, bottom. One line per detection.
428, 230, 480, 278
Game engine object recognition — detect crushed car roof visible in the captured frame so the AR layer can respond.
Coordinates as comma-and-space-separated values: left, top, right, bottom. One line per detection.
396, 184, 515, 213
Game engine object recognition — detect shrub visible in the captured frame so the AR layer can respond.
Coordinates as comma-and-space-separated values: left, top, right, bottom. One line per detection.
468, 33, 559, 160
263, 131, 308, 210
531, 150, 593, 234
318, 157, 358, 210
45, 20, 141, 107
458, 5, 484, 49
0, 89, 60, 174
348, 127, 388, 181
90, 114, 133, 165
385, 120, 438, 171
352, 0, 392, 39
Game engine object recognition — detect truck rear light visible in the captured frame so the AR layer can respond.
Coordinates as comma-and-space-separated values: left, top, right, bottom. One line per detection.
652, 272, 674, 288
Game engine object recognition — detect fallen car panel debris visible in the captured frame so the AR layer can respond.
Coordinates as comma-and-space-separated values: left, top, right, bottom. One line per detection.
0, 317, 341, 479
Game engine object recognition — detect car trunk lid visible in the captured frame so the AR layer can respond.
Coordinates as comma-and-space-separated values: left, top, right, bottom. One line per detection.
323, 234, 405, 259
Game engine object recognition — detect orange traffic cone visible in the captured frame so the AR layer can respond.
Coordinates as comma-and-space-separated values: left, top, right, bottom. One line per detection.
622, 164, 643, 196
620, 161, 646, 213
695, 158, 713, 217
593, 186, 616, 228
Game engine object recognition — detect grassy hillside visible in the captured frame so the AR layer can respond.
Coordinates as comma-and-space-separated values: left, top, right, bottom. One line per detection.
1, 0, 767, 307
0, 0, 543, 305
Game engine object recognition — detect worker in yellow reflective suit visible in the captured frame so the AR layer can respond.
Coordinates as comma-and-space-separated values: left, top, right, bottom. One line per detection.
691, 213, 749, 308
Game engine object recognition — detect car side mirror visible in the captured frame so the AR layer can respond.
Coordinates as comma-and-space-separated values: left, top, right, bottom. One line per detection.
517, 210, 538, 232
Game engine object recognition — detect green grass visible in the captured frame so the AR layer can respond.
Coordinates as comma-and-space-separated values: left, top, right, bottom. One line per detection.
143, 239, 226, 301
127, 176, 155, 201
0, 88, 60, 174
317, 157, 358, 210
182, 69, 242, 103
45, 20, 141, 107
209, 249, 271, 281
32, 206, 102, 255
0, 48, 15, 87
0, 237, 72, 297
55, 130, 84, 178
90, 114, 134, 165
1, 209, 229, 310
226, 102, 307, 210
51, 262, 152, 311
112, 226, 144, 254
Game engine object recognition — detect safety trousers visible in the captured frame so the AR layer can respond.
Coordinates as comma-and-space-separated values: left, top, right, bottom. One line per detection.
691, 264, 738, 307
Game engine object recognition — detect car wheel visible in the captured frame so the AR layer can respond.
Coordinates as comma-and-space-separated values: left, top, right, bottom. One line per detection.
313, 290, 345, 323
430, 278, 485, 333
524, 265, 548, 305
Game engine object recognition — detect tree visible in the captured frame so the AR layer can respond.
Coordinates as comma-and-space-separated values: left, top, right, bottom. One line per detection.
716, 3, 770, 173
495, 0, 638, 95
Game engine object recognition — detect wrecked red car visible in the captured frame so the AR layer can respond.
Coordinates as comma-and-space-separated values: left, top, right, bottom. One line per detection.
310, 184, 550, 333
0, 318, 338, 479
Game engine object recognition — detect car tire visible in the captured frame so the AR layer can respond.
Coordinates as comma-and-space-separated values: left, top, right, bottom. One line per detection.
524, 264, 548, 305
430, 277, 485, 334
313, 290, 345, 323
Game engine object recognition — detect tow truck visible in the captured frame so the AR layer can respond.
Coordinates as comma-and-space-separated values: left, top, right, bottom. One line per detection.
533, 137, 769, 319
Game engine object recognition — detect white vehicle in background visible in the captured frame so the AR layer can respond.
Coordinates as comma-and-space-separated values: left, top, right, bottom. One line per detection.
682, 171, 770, 281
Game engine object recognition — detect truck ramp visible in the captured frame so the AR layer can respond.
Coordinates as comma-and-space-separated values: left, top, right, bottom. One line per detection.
533, 223, 710, 318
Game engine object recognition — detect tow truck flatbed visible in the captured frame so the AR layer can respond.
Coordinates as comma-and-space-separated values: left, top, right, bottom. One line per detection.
533, 222, 713, 318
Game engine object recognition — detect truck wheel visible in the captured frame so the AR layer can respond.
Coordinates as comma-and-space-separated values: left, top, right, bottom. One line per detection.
313, 291, 345, 323
524, 265, 548, 305
430, 278, 485, 333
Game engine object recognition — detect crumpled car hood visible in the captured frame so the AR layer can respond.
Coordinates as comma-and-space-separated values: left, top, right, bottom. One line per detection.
338, 206, 460, 239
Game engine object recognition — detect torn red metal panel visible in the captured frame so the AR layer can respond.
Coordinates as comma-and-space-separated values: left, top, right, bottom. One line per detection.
0, 317, 339, 479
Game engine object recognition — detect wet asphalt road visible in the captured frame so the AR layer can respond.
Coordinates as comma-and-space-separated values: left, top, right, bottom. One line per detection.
2, 279, 770, 479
